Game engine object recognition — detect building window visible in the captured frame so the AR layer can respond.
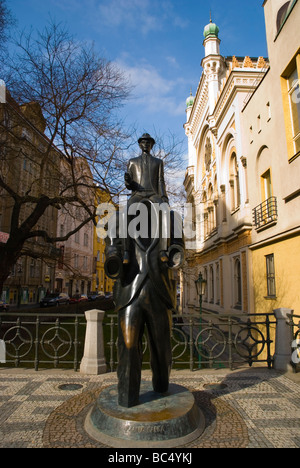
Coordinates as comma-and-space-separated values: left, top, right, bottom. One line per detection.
234, 258, 242, 308
287, 66, 300, 154
277, 2, 290, 31
216, 263, 220, 305
208, 184, 215, 233
261, 169, 272, 200
84, 233, 89, 246
230, 152, 240, 212
253, 168, 278, 230
210, 265, 214, 303
281, 54, 300, 160
276, 1, 297, 35
30, 260, 36, 278
203, 267, 208, 303
266, 254, 276, 297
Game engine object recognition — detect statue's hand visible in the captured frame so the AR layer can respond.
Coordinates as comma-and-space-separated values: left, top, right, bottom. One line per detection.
125, 172, 132, 185
168, 245, 185, 270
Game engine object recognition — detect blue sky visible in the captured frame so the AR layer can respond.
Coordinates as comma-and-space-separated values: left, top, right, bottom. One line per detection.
6, 0, 268, 158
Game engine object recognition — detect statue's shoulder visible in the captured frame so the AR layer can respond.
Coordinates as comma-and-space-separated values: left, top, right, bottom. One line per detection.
128, 156, 142, 166
149, 154, 162, 165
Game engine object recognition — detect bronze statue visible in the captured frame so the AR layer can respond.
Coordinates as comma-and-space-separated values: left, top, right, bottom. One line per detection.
105, 133, 184, 408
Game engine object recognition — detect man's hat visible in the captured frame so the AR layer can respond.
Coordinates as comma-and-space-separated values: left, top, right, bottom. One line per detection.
138, 133, 156, 146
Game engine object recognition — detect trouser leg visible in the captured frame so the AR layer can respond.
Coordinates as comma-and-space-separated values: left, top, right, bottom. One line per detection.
117, 303, 144, 407
145, 297, 172, 393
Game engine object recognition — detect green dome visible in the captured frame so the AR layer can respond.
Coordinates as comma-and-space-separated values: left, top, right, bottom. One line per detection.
186, 91, 194, 108
203, 20, 219, 39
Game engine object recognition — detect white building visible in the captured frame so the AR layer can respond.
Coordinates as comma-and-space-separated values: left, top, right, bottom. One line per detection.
183, 18, 269, 316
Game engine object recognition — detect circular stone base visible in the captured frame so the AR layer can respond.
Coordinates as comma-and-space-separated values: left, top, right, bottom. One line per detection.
84, 381, 205, 448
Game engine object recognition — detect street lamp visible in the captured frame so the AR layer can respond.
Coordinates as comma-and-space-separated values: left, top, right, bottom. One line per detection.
195, 272, 207, 368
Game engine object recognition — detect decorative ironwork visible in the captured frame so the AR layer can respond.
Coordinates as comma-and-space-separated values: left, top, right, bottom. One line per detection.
105, 312, 276, 372
0, 313, 86, 371
0, 311, 276, 372
253, 196, 278, 230
3, 319, 33, 365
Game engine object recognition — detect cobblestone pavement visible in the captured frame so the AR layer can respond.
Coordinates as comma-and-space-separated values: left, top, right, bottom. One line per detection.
0, 367, 299, 448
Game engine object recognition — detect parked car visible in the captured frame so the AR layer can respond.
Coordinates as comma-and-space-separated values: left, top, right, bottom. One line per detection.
40, 293, 70, 308
0, 300, 9, 312
88, 292, 101, 301
69, 294, 89, 304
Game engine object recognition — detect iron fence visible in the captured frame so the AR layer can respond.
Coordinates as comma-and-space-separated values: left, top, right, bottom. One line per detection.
287, 312, 300, 373
0, 313, 86, 371
106, 312, 276, 372
0, 311, 276, 372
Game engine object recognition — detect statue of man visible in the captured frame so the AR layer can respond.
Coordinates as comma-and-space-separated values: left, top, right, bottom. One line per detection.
123, 133, 169, 264
105, 133, 184, 408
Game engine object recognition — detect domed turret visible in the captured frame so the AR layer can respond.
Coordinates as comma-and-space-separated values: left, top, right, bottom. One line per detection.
186, 90, 195, 109
203, 18, 220, 39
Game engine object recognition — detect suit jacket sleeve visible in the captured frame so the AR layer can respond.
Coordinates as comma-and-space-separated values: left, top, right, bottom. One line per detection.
158, 160, 169, 202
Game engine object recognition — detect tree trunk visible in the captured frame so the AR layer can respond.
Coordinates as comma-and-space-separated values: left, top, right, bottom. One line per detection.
0, 243, 22, 297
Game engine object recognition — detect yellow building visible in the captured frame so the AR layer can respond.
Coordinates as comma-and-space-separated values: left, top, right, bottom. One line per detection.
92, 190, 114, 294
241, 0, 300, 316
92, 229, 114, 294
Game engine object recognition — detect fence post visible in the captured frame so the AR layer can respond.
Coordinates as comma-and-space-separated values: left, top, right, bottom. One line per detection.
80, 309, 107, 375
273, 308, 294, 372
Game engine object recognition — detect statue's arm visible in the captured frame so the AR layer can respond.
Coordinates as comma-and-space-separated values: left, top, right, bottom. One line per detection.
125, 161, 136, 190
158, 160, 169, 203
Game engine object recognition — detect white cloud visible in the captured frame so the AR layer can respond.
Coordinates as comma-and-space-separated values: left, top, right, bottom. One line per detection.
96, 0, 162, 34
117, 58, 185, 116
84, 0, 189, 35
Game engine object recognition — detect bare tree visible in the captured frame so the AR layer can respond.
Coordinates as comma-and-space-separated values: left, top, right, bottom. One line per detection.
0, 0, 15, 62
0, 20, 132, 294
0, 20, 186, 295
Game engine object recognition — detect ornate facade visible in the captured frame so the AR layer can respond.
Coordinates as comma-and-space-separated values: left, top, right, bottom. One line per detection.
183, 19, 269, 316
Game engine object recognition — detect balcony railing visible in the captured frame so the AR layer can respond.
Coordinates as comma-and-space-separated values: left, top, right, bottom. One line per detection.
253, 196, 278, 230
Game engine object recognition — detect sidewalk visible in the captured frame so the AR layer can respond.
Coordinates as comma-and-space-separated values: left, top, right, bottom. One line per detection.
0, 366, 299, 448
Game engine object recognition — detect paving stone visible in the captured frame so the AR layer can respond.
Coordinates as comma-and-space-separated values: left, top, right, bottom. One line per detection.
0, 368, 299, 448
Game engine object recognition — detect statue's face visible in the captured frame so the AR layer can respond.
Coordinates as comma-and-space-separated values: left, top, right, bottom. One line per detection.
139, 139, 153, 153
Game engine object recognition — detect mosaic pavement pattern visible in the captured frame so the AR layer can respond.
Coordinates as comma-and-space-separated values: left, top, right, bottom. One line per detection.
0, 369, 299, 448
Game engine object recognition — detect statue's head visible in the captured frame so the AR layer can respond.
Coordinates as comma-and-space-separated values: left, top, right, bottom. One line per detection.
138, 133, 155, 152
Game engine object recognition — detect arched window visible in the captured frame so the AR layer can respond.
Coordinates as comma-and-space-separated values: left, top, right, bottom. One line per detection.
276, 2, 291, 32
230, 152, 240, 211
234, 258, 242, 308
203, 267, 208, 303
216, 263, 220, 304
210, 265, 214, 303
203, 191, 208, 238
208, 183, 215, 232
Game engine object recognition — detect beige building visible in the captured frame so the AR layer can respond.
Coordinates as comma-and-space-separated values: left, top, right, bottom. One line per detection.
183, 19, 269, 316
55, 158, 94, 297
241, 0, 300, 315
0, 82, 59, 305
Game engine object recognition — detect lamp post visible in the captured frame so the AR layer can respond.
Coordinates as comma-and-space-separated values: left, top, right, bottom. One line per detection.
195, 272, 207, 368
